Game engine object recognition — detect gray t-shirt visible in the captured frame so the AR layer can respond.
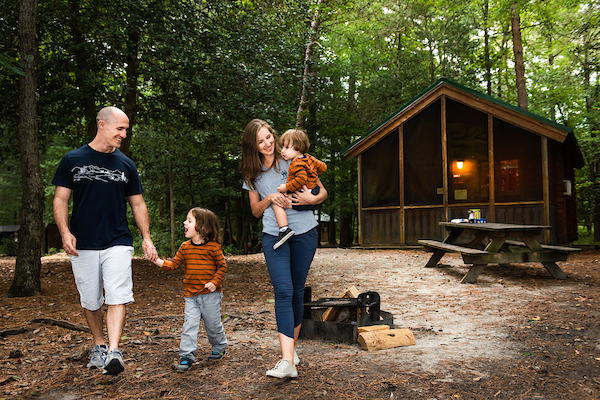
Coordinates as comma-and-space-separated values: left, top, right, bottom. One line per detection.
242, 158, 318, 236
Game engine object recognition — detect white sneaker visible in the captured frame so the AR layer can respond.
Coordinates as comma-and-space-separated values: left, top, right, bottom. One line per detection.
266, 359, 297, 378
293, 349, 299, 366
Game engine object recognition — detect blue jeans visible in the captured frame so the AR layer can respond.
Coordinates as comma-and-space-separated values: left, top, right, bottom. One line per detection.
262, 227, 318, 338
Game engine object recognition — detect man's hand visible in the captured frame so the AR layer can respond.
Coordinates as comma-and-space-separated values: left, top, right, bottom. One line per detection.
61, 231, 79, 256
142, 238, 158, 262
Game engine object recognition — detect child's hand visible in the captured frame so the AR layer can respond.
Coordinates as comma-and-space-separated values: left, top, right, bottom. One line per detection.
204, 282, 217, 292
150, 257, 164, 267
277, 184, 287, 193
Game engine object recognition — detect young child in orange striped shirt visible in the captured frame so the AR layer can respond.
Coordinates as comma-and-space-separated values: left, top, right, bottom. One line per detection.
151, 207, 227, 372
272, 129, 327, 250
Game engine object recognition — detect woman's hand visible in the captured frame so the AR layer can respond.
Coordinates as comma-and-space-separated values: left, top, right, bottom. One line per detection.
291, 182, 328, 206
249, 190, 293, 218
270, 192, 293, 209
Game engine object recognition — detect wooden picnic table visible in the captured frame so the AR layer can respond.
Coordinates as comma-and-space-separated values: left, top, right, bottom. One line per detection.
418, 222, 580, 283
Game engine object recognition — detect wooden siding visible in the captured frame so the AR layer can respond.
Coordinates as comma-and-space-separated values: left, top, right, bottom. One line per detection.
361, 209, 401, 245
404, 208, 445, 244
495, 204, 544, 225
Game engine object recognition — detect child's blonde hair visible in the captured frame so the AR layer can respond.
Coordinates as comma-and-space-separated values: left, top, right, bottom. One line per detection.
190, 207, 221, 244
279, 129, 310, 154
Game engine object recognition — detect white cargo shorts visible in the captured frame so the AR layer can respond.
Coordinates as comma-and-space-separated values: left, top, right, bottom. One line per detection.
69, 246, 134, 310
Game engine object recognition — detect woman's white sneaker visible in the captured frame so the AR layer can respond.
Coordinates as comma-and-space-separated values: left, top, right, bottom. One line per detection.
266, 359, 297, 378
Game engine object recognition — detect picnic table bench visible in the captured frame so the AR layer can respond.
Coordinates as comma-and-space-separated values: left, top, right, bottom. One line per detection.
419, 222, 580, 283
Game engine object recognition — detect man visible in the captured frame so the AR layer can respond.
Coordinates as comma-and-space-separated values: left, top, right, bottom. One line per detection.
52, 106, 157, 375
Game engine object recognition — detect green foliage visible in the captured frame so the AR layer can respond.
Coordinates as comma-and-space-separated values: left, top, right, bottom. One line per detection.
46, 247, 59, 256
222, 244, 246, 256
0, 237, 18, 256
2, 0, 600, 250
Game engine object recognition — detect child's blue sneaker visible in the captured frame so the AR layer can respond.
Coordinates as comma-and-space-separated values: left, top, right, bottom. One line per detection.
176, 357, 192, 372
208, 351, 225, 361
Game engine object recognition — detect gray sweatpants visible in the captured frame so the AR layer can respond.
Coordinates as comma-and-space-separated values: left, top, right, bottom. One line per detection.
179, 291, 227, 361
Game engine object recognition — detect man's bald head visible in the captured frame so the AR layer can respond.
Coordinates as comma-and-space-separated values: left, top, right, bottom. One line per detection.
91, 107, 130, 153
96, 106, 128, 127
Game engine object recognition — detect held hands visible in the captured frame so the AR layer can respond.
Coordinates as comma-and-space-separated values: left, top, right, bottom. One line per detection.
142, 238, 158, 262
204, 282, 217, 292
150, 257, 164, 267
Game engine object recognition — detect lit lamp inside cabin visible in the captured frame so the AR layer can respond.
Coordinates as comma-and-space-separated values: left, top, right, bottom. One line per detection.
453, 160, 464, 178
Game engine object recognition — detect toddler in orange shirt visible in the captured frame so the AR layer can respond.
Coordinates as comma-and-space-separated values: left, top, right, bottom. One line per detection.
272, 129, 327, 250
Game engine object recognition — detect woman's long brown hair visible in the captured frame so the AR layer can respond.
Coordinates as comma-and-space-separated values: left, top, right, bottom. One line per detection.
240, 119, 281, 190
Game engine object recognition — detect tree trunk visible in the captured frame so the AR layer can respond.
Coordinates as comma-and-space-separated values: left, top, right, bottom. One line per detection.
483, 0, 492, 96
327, 209, 337, 245
121, 23, 140, 156
69, 0, 97, 141
497, 29, 508, 99
235, 195, 250, 252
510, 2, 528, 110
296, 0, 323, 129
9, 0, 43, 297
169, 154, 176, 256
581, 32, 600, 242
339, 213, 353, 247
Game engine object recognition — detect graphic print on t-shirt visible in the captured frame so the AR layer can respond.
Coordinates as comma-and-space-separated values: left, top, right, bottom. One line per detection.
72, 165, 129, 183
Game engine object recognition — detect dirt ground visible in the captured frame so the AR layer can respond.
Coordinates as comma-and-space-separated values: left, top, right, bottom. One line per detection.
0, 247, 599, 399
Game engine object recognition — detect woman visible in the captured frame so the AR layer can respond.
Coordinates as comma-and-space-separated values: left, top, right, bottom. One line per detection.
241, 119, 327, 378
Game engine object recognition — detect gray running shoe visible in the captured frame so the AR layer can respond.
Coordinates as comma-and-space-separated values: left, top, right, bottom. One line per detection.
102, 348, 124, 375
266, 359, 297, 378
87, 344, 108, 370
293, 349, 299, 366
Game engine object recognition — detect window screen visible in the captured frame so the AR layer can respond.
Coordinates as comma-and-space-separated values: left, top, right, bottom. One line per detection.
494, 118, 543, 202
446, 99, 489, 204
404, 100, 443, 205
361, 131, 400, 208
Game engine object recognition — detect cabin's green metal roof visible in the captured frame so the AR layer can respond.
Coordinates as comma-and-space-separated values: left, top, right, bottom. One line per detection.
342, 77, 573, 157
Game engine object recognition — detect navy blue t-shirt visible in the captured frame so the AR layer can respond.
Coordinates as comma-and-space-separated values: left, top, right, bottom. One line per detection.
52, 145, 143, 250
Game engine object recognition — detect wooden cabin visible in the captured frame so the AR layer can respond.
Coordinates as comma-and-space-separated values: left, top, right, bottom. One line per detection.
343, 78, 584, 246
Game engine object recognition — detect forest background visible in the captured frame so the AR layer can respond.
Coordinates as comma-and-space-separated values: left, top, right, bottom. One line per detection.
1, 0, 599, 295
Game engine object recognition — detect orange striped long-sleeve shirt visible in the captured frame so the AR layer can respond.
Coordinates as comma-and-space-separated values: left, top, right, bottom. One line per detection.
285, 153, 327, 193
161, 241, 227, 297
